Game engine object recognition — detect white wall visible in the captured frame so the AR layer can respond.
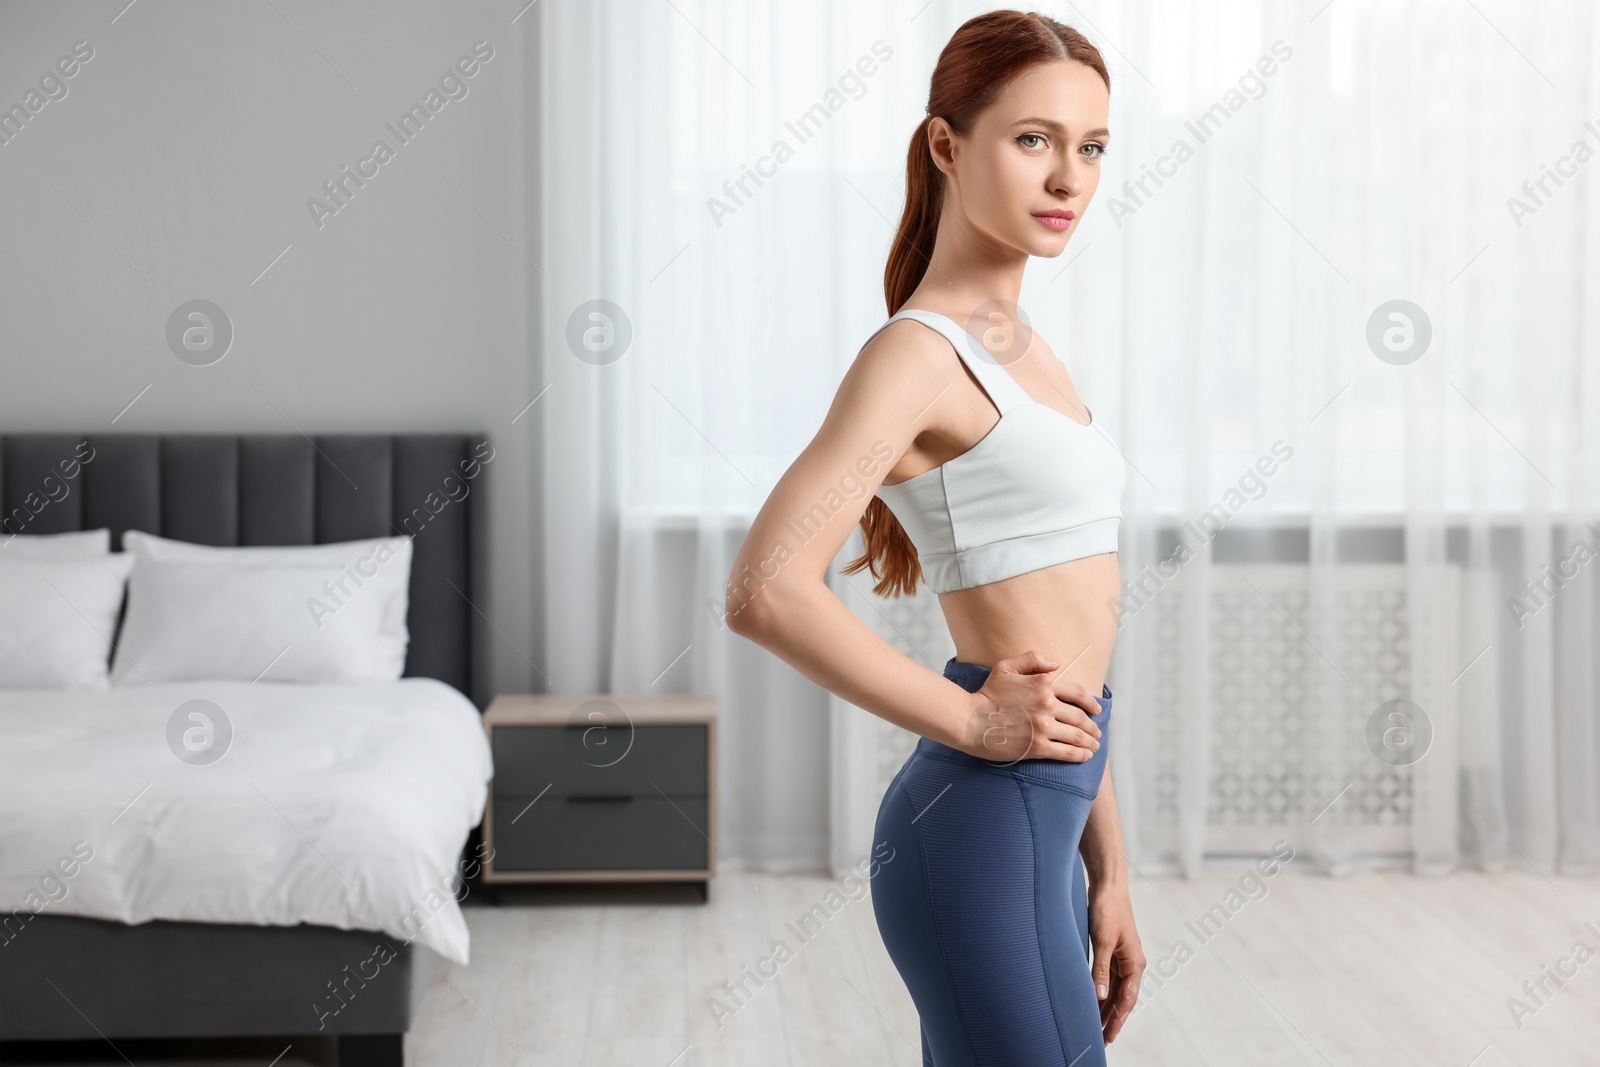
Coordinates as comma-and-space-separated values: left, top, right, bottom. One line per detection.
0, 0, 540, 697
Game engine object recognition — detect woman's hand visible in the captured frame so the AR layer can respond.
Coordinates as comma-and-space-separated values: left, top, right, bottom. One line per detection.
960, 650, 1103, 763
1088, 884, 1145, 1044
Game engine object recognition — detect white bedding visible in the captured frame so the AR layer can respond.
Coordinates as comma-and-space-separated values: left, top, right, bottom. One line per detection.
0, 678, 492, 965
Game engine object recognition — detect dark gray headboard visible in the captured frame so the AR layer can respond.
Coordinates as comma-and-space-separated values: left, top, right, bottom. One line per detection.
0, 434, 491, 710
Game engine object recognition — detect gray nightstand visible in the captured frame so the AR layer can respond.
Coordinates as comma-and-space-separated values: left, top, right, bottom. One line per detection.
481, 694, 717, 895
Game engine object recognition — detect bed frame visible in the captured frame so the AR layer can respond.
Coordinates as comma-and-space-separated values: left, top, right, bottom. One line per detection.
0, 433, 491, 1066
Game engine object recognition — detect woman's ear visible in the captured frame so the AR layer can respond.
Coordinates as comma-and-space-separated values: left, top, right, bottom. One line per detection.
927, 116, 959, 177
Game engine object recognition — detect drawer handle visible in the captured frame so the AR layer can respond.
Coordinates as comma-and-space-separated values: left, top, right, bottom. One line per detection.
566, 794, 635, 804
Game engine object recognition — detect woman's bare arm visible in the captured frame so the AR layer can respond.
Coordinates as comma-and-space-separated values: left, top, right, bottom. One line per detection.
1081, 763, 1129, 891
724, 322, 986, 751
1082, 764, 1146, 1042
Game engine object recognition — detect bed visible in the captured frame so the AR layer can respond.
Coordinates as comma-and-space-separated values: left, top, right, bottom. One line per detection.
0, 433, 492, 1066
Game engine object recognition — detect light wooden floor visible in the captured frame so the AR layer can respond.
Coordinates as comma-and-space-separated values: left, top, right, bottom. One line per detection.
406, 866, 1600, 1067
6, 866, 1596, 1065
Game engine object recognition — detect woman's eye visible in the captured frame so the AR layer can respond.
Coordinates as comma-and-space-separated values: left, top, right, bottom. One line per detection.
1018, 133, 1047, 150
1082, 142, 1107, 159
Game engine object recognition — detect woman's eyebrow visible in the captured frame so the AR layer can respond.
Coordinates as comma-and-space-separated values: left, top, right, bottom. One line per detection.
1011, 116, 1111, 138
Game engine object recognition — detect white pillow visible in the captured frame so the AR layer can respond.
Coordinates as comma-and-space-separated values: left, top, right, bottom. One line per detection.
112, 557, 403, 685
0, 528, 111, 558
119, 531, 412, 679
0, 555, 132, 689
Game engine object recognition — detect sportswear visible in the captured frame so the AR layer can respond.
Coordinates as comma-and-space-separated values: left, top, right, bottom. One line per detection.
868, 308, 1124, 593
873, 656, 1114, 1066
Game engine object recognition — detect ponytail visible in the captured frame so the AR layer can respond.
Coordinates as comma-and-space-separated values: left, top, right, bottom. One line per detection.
839, 114, 946, 598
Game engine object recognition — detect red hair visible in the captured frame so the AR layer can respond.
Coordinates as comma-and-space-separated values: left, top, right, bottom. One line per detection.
842, 10, 1111, 597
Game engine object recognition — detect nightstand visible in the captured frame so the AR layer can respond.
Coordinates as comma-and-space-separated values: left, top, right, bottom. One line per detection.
481, 693, 717, 895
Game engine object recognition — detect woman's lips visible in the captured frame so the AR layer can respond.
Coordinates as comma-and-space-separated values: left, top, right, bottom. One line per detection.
1032, 211, 1075, 232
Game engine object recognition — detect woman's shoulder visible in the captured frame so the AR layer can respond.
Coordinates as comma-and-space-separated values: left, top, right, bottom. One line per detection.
853, 315, 958, 381
828, 315, 961, 430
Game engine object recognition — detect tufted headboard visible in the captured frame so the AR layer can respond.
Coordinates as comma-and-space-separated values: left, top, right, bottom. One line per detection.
0, 433, 492, 709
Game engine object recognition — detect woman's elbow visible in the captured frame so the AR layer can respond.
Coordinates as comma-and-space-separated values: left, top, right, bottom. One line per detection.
723, 566, 808, 637
724, 588, 768, 637
723, 564, 772, 636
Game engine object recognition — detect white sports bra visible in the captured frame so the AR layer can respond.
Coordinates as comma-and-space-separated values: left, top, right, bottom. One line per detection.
868, 308, 1125, 594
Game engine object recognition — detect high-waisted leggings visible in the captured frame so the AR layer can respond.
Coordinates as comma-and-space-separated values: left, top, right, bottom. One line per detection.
872, 657, 1113, 1067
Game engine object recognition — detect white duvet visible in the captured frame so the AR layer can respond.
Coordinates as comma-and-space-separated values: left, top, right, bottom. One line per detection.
0, 678, 492, 965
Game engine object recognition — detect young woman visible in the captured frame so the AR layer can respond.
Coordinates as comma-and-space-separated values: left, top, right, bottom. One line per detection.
725, 11, 1144, 1064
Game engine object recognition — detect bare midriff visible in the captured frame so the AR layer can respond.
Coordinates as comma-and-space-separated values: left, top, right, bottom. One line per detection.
938, 550, 1120, 696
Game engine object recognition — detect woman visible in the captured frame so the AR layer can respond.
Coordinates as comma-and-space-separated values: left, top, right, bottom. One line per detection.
725, 10, 1144, 1064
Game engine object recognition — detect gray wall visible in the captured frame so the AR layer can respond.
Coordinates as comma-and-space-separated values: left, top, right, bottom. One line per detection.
0, 0, 540, 696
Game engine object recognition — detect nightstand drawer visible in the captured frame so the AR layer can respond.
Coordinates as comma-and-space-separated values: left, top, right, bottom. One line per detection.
491, 723, 707, 797
492, 794, 709, 871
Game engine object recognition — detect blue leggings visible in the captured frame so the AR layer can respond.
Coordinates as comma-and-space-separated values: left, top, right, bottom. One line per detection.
872, 657, 1113, 1067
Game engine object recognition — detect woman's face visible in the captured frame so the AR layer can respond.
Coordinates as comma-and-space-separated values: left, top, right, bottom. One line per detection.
934, 59, 1111, 258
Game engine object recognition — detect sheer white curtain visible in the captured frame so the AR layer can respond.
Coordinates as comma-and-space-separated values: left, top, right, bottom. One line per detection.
1087, 0, 1600, 878
538, 0, 1600, 877
536, 0, 933, 869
